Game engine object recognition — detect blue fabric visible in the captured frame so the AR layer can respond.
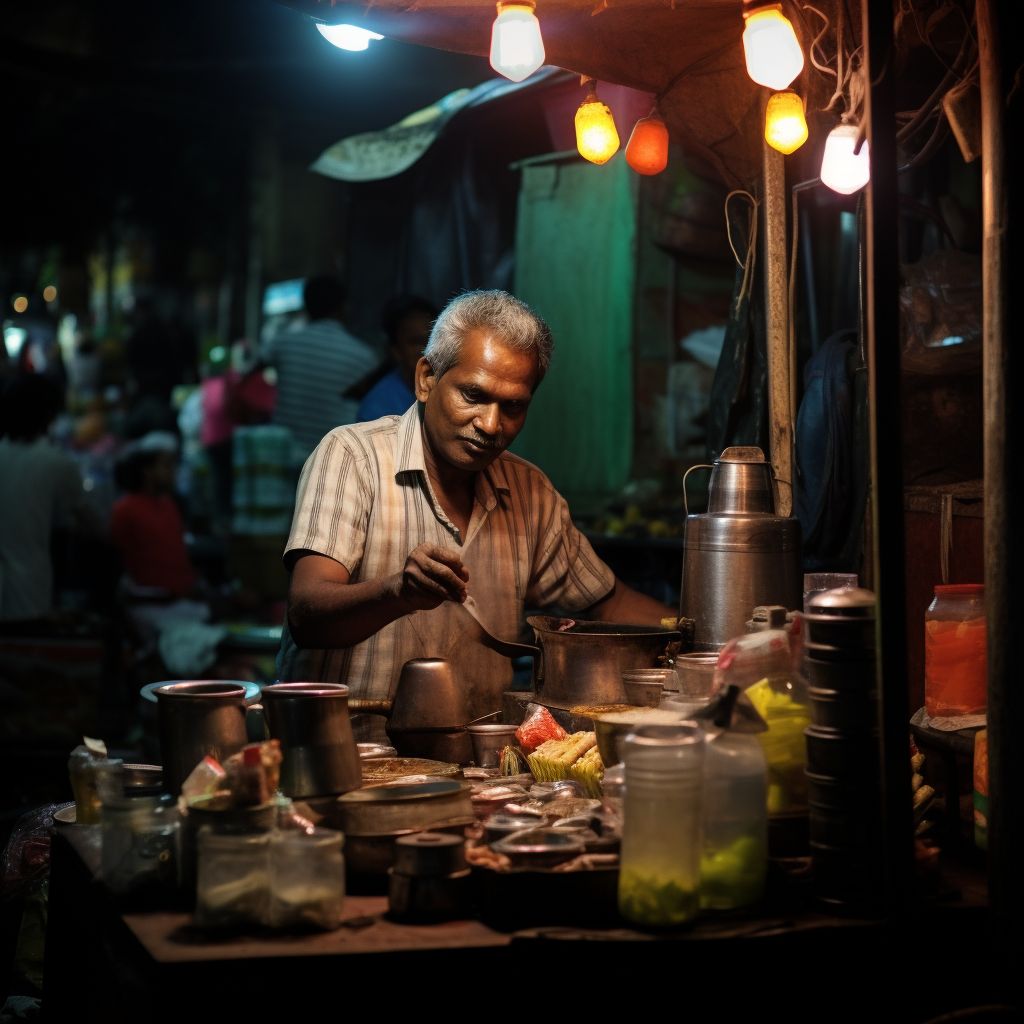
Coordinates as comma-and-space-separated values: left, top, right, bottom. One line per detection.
356, 369, 415, 421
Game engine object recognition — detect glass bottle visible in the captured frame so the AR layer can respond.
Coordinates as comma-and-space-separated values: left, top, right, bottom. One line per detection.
618, 723, 704, 928
100, 793, 180, 897
925, 583, 987, 718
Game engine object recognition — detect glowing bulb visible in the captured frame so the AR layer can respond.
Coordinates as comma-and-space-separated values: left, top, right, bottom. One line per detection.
575, 88, 620, 165
43, 285, 58, 303
742, 3, 804, 90
315, 23, 384, 51
625, 111, 669, 175
764, 90, 808, 154
489, 1, 545, 82
820, 123, 871, 194
13, 295, 28, 314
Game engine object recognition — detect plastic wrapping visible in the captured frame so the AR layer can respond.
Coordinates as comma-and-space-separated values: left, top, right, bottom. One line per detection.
514, 704, 566, 754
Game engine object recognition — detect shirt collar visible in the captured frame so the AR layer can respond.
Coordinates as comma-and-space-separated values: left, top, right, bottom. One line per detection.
394, 404, 511, 511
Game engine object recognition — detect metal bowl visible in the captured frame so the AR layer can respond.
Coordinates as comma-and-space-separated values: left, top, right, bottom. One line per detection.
491, 827, 586, 868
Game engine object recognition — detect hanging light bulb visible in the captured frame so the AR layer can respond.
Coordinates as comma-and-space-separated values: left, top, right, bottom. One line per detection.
764, 90, 808, 154
742, 2, 804, 90
820, 123, 870, 194
315, 23, 384, 51
489, 1, 545, 82
625, 109, 669, 175
575, 83, 620, 164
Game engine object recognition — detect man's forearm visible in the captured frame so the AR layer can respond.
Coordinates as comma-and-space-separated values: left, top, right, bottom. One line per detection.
288, 575, 412, 648
588, 579, 676, 626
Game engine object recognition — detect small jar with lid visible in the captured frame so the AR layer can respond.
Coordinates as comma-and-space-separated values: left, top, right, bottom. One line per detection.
618, 723, 704, 928
925, 583, 987, 718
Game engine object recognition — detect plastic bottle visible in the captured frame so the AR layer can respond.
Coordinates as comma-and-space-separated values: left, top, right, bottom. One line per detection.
618, 723, 704, 928
713, 629, 811, 819
925, 583, 986, 718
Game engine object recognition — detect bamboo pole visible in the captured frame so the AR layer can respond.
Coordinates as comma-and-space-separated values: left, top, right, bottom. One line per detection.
762, 141, 793, 515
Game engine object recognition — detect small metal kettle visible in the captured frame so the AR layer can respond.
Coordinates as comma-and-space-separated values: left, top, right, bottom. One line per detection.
679, 446, 802, 651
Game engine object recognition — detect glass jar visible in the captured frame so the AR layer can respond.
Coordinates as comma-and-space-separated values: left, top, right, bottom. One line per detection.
700, 730, 767, 910
194, 828, 271, 929
618, 723, 704, 928
925, 583, 987, 718
100, 794, 179, 896
269, 829, 345, 930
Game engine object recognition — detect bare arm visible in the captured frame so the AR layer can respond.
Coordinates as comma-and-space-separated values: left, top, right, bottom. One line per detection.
287, 544, 470, 649
586, 578, 676, 626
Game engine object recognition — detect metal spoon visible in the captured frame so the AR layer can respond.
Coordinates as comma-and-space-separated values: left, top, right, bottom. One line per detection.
458, 595, 541, 662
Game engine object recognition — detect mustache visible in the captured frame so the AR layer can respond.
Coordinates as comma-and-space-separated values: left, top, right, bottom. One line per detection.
460, 433, 502, 451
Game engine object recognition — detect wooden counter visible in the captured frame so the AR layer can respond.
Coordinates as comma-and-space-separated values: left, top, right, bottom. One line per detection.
42, 824, 1004, 1022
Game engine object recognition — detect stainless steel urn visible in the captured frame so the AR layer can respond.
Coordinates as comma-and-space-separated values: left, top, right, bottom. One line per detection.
679, 446, 801, 651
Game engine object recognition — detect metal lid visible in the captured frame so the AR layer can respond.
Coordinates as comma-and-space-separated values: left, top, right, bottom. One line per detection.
338, 780, 467, 804
392, 831, 466, 876
807, 586, 877, 617
261, 682, 350, 700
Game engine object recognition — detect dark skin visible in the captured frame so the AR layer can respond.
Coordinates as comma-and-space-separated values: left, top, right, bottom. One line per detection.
287, 329, 675, 649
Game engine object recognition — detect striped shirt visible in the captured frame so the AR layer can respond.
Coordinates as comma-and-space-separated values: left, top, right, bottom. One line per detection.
267, 319, 379, 458
276, 404, 615, 725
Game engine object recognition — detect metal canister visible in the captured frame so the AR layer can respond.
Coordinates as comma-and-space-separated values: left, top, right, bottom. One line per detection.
679, 447, 802, 651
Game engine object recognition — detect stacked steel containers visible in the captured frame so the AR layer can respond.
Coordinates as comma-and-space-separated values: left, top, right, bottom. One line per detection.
802, 587, 884, 911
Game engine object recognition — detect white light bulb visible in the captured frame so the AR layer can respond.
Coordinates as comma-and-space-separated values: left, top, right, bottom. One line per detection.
820, 124, 871, 195
489, 2, 545, 83
316, 23, 385, 52
742, 5, 804, 90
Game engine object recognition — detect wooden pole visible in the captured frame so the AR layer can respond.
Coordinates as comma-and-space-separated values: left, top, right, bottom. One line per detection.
862, 0, 913, 912
762, 141, 793, 515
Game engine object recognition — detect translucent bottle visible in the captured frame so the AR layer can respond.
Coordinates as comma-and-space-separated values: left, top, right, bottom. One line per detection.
618, 723, 704, 928
925, 583, 987, 718
700, 729, 767, 910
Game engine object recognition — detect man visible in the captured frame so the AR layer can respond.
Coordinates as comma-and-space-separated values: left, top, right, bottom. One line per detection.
0, 373, 107, 620
356, 294, 438, 422
267, 275, 379, 459
276, 289, 674, 735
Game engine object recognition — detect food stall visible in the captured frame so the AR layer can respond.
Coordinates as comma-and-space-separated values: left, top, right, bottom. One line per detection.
26, 0, 1023, 1018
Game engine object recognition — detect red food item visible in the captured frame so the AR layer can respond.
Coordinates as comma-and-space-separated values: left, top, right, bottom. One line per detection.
515, 704, 567, 754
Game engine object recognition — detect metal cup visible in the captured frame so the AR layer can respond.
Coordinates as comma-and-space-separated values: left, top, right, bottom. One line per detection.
261, 683, 362, 798
155, 681, 252, 797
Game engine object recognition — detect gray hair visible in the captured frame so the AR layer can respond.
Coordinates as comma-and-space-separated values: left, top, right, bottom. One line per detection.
423, 290, 553, 381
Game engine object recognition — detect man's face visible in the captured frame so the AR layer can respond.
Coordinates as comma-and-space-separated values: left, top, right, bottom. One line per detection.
416, 328, 540, 474
392, 310, 433, 386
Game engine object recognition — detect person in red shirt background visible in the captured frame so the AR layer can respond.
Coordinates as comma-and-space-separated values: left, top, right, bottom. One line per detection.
111, 431, 199, 600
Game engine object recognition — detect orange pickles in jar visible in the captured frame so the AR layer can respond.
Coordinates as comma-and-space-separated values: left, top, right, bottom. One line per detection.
924, 583, 987, 718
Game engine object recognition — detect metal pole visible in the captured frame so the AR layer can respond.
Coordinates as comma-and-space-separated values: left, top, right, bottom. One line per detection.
762, 140, 793, 515
977, 0, 1022, 992
862, 0, 912, 913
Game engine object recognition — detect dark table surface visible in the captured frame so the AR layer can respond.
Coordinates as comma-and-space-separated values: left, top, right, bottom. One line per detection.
41, 821, 1006, 1022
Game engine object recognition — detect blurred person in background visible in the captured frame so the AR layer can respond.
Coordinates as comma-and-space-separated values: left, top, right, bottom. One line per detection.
0, 373, 107, 621
266, 274, 379, 460
356, 294, 438, 422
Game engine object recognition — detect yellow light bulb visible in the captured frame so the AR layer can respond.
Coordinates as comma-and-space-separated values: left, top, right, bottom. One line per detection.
575, 90, 620, 165
489, 1, 545, 82
764, 90, 808, 154
742, 3, 804, 90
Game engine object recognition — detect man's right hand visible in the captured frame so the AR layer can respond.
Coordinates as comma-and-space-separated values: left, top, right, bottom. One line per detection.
395, 543, 469, 611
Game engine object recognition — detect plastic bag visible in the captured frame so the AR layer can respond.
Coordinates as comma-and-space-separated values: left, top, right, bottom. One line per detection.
514, 704, 567, 755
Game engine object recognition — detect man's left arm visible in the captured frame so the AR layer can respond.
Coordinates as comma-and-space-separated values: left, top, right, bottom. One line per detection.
586, 577, 676, 626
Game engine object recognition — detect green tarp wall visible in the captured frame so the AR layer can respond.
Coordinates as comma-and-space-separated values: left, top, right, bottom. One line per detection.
511, 153, 636, 514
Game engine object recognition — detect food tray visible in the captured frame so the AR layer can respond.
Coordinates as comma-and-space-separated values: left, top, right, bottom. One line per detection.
359, 757, 462, 785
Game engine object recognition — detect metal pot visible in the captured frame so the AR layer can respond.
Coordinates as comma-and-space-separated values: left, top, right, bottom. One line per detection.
261, 682, 362, 799
526, 616, 681, 707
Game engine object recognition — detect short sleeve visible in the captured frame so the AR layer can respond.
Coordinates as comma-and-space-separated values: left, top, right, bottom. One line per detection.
525, 485, 615, 611
283, 432, 372, 576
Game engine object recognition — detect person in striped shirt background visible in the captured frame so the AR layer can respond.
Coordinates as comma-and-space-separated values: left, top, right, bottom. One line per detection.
266, 274, 380, 462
